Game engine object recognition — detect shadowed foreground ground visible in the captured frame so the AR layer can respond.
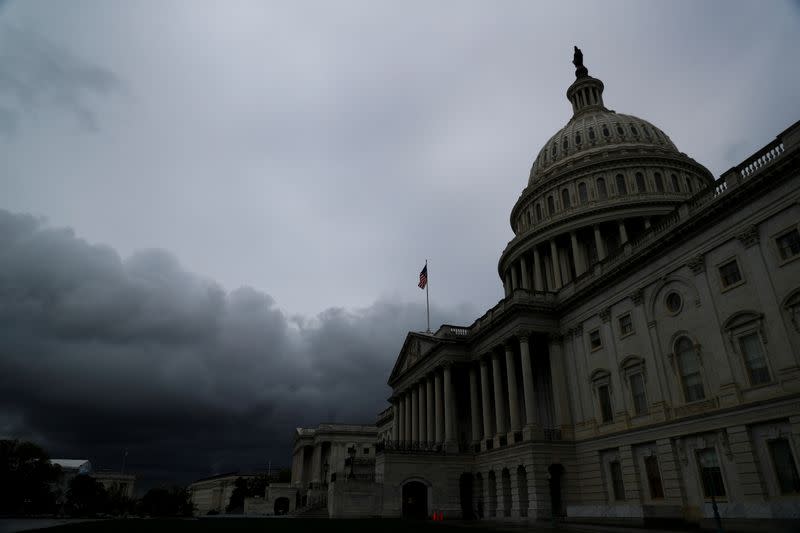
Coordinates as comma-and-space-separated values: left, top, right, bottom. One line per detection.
23, 518, 566, 533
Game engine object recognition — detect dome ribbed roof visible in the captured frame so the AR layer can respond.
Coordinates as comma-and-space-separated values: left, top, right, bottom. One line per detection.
528, 110, 680, 185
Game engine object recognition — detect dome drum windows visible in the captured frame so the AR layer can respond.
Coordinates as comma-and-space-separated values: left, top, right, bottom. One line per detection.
547, 195, 556, 216
635, 172, 646, 193
630, 124, 639, 136
602, 125, 610, 138
588, 127, 596, 141
616, 174, 628, 195
616, 124, 625, 136
578, 182, 589, 204
596, 177, 608, 200
561, 188, 571, 209
654, 172, 665, 192
671, 174, 680, 192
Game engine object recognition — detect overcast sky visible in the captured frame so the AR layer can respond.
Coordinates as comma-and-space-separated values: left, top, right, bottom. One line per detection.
1, 0, 799, 488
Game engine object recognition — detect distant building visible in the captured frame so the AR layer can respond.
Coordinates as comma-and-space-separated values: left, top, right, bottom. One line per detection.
188, 472, 253, 515
92, 471, 136, 499
50, 459, 92, 476
288, 50, 800, 528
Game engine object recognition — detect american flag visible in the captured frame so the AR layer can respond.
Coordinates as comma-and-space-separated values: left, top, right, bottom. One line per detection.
418, 264, 428, 289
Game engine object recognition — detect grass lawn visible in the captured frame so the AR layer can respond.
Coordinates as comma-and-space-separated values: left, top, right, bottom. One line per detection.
27, 518, 521, 533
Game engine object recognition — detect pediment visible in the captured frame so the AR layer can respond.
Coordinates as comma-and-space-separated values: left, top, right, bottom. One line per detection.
388, 332, 437, 382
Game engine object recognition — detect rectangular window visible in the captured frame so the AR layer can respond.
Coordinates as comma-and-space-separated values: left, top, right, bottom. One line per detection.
739, 333, 770, 385
363, 447, 369, 455
644, 456, 664, 499
598, 385, 613, 423
609, 460, 625, 500
718, 260, 742, 288
590, 329, 602, 350
619, 314, 633, 335
777, 229, 800, 261
769, 439, 800, 494
697, 448, 726, 498
630, 373, 647, 415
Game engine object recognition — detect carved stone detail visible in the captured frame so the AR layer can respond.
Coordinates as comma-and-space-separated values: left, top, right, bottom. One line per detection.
686, 254, 705, 274
630, 289, 644, 306
599, 308, 611, 323
573, 324, 584, 337
737, 225, 760, 248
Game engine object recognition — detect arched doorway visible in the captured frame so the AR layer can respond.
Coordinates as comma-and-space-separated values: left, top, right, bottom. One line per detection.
459, 473, 474, 519
501, 468, 512, 517
548, 464, 565, 518
474, 473, 485, 519
274, 497, 290, 515
402, 481, 428, 519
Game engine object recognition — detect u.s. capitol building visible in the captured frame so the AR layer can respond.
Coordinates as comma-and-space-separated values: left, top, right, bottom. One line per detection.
286, 51, 800, 529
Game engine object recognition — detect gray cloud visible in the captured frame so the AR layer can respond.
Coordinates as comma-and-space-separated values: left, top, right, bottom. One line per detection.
0, 209, 476, 487
0, 24, 120, 135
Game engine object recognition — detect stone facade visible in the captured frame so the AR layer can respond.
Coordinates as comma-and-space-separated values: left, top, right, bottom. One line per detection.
189, 473, 249, 515
290, 54, 800, 528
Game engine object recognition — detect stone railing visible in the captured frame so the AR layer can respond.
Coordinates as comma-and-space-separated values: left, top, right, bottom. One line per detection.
375, 440, 446, 454
736, 138, 785, 179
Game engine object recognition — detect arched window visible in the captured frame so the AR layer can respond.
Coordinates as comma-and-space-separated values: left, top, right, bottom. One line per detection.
588, 127, 596, 140
575, 132, 582, 145
526, 211, 532, 228
616, 124, 625, 136
616, 174, 627, 195
602, 125, 610, 138
561, 188, 571, 209
552, 143, 557, 157
535, 203, 542, 221
547, 195, 555, 216
685, 178, 694, 193
630, 124, 639, 136
635, 172, 646, 193
563, 137, 568, 152
671, 174, 680, 192
654, 172, 664, 192
675, 336, 705, 402
643, 126, 652, 139
596, 177, 607, 200
578, 182, 588, 204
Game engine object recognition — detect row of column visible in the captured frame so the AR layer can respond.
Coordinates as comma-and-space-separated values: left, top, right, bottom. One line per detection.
503, 218, 649, 295
391, 335, 572, 450
392, 364, 456, 445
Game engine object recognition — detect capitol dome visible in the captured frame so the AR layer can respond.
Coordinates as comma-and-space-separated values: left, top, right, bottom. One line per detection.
498, 48, 714, 293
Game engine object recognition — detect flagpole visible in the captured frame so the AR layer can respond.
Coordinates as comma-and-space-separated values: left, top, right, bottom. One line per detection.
425, 259, 430, 333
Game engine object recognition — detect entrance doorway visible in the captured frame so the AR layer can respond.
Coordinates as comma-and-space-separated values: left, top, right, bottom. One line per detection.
459, 473, 474, 519
402, 481, 428, 519
274, 497, 290, 515
548, 464, 565, 517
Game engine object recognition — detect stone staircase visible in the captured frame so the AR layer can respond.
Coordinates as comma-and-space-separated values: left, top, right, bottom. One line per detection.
292, 494, 329, 518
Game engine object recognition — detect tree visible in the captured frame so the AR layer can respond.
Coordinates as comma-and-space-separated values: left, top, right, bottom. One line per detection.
65, 474, 107, 517
139, 486, 194, 517
0, 439, 61, 515
226, 475, 269, 514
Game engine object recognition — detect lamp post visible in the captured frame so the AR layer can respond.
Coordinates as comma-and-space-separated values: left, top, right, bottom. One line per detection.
347, 446, 356, 479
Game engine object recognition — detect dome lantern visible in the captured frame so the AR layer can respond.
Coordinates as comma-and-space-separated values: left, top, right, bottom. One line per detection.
566, 47, 606, 116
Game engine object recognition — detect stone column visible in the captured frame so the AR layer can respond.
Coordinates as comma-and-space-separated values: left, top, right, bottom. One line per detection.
520, 256, 530, 290
418, 381, 427, 443
480, 357, 494, 448
510, 264, 519, 291
443, 363, 456, 448
434, 369, 444, 443
492, 352, 508, 440
570, 231, 586, 276
469, 364, 482, 445
618, 219, 628, 244
411, 386, 419, 442
549, 240, 562, 288
519, 334, 538, 439
398, 394, 405, 442
404, 392, 412, 443
593, 225, 607, 261
505, 342, 521, 433
426, 375, 435, 442
310, 444, 322, 483
504, 273, 512, 297
392, 400, 399, 442
548, 335, 572, 435
533, 246, 544, 291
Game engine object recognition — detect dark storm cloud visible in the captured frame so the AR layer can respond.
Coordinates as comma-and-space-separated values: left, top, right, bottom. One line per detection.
0, 210, 475, 486
0, 24, 120, 135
